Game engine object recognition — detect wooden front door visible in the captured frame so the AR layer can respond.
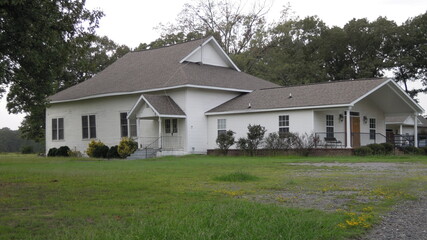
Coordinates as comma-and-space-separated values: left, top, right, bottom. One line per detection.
345, 112, 361, 147
351, 117, 360, 147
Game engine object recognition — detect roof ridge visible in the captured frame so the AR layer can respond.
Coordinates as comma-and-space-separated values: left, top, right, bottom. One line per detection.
259, 78, 388, 91
131, 37, 209, 53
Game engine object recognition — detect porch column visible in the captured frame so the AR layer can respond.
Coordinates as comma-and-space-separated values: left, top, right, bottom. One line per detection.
414, 113, 418, 147
346, 109, 351, 148
158, 117, 162, 149
136, 118, 141, 148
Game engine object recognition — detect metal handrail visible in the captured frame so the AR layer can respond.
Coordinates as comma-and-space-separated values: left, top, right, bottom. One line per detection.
143, 137, 161, 159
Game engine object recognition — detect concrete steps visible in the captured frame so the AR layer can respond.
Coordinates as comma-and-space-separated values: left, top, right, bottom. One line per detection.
127, 148, 160, 160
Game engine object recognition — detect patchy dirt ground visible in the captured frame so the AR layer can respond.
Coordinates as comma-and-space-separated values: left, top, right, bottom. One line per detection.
244, 162, 427, 239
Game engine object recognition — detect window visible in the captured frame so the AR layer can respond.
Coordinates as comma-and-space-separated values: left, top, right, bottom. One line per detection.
217, 119, 226, 136
279, 115, 289, 134
129, 118, 137, 137
52, 118, 64, 140
165, 119, 178, 134
82, 115, 96, 139
369, 118, 376, 140
120, 113, 128, 137
326, 115, 334, 138
120, 113, 137, 138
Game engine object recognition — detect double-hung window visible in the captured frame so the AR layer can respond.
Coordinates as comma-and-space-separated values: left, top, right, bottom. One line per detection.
120, 113, 137, 137
217, 119, 226, 136
165, 119, 178, 134
326, 115, 334, 138
82, 115, 96, 139
52, 118, 64, 140
369, 118, 376, 140
279, 115, 289, 134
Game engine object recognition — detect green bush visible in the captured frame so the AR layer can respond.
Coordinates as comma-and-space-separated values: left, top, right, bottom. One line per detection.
367, 144, 385, 155
380, 143, 394, 155
117, 137, 138, 158
21, 145, 33, 154
56, 146, 70, 157
400, 146, 423, 155
107, 145, 120, 159
47, 147, 58, 157
421, 146, 427, 155
353, 146, 373, 156
216, 130, 235, 155
86, 140, 107, 158
93, 145, 109, 158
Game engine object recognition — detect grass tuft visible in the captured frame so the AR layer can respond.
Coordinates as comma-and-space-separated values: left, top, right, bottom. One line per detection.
214, 171, 259, 182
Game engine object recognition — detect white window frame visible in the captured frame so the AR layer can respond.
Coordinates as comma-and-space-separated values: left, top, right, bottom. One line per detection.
369, 118, 376, 140
326, 115, 334, 138
217, 119, 226, 136
52, 118, 64, 140
279, 115, 289, 134
82, 114, 96, 139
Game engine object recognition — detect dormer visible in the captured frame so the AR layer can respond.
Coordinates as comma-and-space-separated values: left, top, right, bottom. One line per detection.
180, 36, 241, 71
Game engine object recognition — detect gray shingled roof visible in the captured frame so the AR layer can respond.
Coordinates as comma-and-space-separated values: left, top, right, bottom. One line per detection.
143, 94, 185, 116
207, 78, 389, 113
49, 38, 278, 102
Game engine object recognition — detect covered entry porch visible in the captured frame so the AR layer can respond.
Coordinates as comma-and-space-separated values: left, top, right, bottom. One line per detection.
127, 94, 186, 154
314, 80, 424, 148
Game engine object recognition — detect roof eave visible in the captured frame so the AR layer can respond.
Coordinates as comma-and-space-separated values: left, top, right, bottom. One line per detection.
205, 104, 351, 116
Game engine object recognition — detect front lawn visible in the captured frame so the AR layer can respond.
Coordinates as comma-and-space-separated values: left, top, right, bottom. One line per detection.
0, 154, 426, 239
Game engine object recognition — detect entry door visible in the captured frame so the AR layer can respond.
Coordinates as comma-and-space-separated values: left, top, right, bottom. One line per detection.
344, 112, 361, 147
351, 117, 360, 147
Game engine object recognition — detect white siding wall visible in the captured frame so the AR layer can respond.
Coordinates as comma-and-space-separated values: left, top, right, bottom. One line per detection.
46, 94, 140, 154
185, 42, 230, 68
207, 110, 314, 149
184, 88, 240, 153
313, 98, 387, 146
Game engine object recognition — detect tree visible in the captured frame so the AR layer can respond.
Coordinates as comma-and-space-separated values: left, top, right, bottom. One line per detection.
157, 0, 269, 54
216, 130, 235, 155
0, 0, 104, 141
393, 12, 427, 98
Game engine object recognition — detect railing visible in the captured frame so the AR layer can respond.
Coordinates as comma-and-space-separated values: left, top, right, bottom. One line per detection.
315, 132, 387, 148
138, 136, 183, 151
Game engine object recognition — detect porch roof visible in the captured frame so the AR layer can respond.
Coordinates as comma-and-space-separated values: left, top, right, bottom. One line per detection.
128, 94, 186, 119
206, 78, 424, 115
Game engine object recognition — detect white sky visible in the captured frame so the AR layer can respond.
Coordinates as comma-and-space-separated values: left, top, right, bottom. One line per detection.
1, 0, 426, 130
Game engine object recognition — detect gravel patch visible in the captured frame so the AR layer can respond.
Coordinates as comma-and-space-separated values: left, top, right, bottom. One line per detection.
361, 195, 427, 240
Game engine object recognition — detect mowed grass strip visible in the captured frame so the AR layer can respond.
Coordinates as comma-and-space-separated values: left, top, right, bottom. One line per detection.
0, 154, 426, 239
214, 171, 259, 182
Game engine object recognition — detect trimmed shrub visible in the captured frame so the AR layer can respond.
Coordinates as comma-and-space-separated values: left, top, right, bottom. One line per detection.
400, 146, 423, 155
93, 145, 109, 158
21, 146, 34, 154
380, 143, 394, 155
47, 147, 58, 157
216, 130, 235, 155
367, 144, 385, 155
86, 140, 106, 158
56, 146, 70, 157
353, 146, 373, 156
107, 145, 121, 159
118, 137, 138, 158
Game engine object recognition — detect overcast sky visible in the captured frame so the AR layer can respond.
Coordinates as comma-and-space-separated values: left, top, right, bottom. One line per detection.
1, 0, 426, 130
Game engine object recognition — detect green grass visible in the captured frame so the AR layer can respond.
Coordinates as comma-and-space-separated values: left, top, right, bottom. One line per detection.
214, 171, 259, 182
0, 154, 426, 239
